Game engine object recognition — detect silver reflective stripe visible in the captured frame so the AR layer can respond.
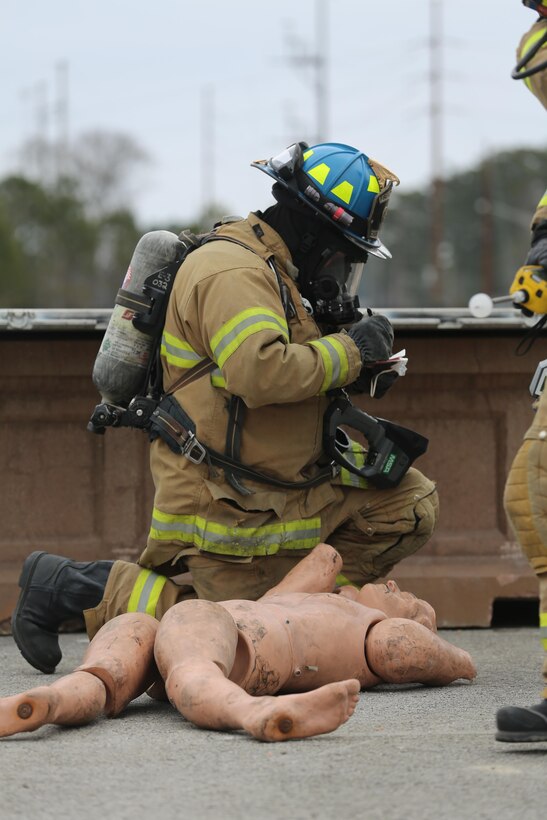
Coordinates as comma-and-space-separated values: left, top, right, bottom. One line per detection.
161, 335, 204, 367
151, 515, 320, 549
135, 572, 158, 612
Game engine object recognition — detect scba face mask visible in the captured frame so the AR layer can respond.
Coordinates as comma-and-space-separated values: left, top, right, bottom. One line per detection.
305, 250, 366, 326
298, 242, 367, 326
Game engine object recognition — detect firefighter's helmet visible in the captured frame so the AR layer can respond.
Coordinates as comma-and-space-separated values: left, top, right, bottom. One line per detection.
523, 0, 547, 17
252, 142, 399, 260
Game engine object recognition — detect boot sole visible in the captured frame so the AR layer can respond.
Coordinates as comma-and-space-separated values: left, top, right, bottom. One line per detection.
496, 730, 547, 743
11, 551, 56, 674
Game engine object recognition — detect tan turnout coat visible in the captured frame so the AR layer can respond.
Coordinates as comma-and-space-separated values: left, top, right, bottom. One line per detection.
139, 213, 363, 570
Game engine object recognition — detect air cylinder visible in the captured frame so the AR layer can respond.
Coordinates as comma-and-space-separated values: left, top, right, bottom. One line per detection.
92, 230, 183, 406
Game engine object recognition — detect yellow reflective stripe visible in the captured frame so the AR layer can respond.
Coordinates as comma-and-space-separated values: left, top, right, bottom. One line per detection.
210, 308, 289, 369
520, 27, 547, 90
303, 149, 314, 161
308, 336, 350, 391
339, 441, 369, 488
539, 612, 547, 649
161, 331, 205, 369
127, 569, 167, 617
149, 507, 321, 556
538, 189, 547, 209
210, 367, 226, 388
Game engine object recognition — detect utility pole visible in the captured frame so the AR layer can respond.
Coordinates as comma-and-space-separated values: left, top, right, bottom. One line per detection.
55, 61, 69, 182
284, 0, 329, 143
429, 0, 444, 305
315, 0, 328, 143
21, 80, 49, 180
200, 84, 215, 212
479, 157, 495, 296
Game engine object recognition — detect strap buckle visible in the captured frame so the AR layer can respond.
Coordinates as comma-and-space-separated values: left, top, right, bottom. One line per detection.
182, 432, 207, 464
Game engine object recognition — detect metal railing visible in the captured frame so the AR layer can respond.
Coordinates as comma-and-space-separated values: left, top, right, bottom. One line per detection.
0, 307, 530, 332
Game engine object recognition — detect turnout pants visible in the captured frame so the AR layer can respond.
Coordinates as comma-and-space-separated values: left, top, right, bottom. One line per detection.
85, 467, 438, 639
504, 386, 547, 698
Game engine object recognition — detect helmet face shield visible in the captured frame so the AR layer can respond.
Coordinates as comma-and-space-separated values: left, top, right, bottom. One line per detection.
346, 260, 365, 297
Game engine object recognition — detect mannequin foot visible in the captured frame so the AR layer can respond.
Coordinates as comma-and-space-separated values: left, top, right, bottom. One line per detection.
0, 672, 107, 738
242, 679, 360, 742
0, 688, 57, 737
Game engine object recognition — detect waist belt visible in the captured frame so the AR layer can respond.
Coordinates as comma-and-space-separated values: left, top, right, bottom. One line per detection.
149, 393, 337, 490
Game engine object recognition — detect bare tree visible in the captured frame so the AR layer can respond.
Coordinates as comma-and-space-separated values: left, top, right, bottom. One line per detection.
67, 130, 151, 217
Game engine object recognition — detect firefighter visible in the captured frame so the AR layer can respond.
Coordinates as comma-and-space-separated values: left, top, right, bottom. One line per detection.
496, 1, 547, 742
11, 141, 439, 676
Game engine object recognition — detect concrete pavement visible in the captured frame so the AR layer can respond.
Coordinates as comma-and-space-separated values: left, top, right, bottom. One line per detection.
0, 627, 546, 820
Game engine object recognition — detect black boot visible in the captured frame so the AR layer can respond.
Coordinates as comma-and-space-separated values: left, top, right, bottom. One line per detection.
496, 699, 547, 742
11, 551, 113, 674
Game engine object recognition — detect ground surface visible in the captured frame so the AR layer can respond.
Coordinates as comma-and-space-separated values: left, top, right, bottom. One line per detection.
0, 628, 545, 820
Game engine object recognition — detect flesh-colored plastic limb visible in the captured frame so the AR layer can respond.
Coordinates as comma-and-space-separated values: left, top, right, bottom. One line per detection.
155, 598, 360, 741
0, 672, 107, 738
261, 543, 342, 598
365, 618, 476, 685
76, 612, 159, 716
0, 612, 159, 737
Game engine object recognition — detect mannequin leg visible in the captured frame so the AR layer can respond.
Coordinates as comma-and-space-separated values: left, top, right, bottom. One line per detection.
76, 612, 159, 716
0, 612, 159, 738
366, 618, 476, 685
261, 543, 342, 598
155, 599, 360, 741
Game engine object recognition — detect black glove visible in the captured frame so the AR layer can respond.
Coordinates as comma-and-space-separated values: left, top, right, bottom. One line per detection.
346, 313, 398, 398
526, 220, 547, 269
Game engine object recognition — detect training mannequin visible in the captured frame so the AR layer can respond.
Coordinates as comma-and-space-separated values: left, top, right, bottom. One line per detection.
0, 545, 475, 743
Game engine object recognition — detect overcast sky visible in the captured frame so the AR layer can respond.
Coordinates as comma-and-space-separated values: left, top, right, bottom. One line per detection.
1, 0, 545, 226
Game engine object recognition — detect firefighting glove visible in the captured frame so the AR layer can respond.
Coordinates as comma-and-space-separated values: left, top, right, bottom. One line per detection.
512, 220, 547, 317
526, 220, 547, 270
346, 313, 398, 399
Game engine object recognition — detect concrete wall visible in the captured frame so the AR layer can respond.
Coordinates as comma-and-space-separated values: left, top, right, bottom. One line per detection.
0, 319, 541, 629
